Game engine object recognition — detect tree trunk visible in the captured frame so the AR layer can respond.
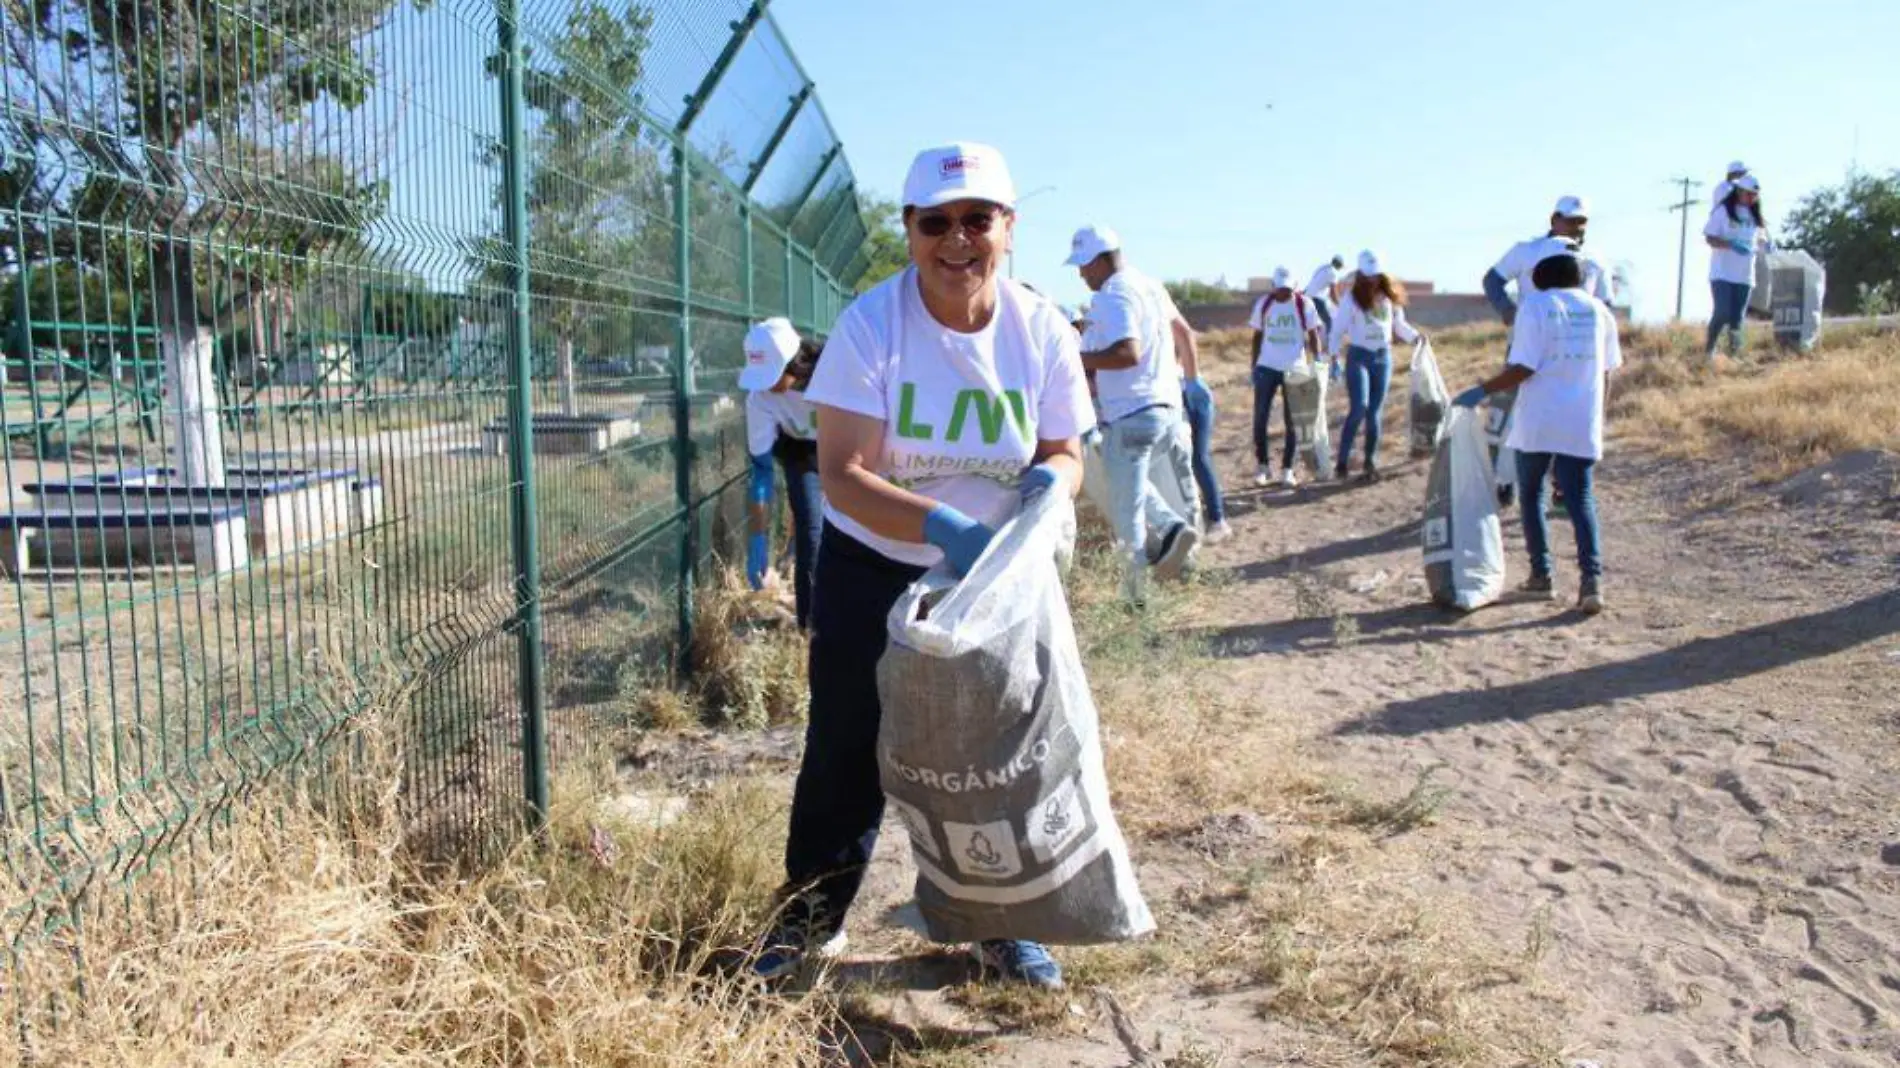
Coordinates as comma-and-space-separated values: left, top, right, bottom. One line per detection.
153, 241, 227, 488
557, 333, 578, 417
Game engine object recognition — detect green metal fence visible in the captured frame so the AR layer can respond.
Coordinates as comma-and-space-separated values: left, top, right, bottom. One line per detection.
0, 0, 863, 944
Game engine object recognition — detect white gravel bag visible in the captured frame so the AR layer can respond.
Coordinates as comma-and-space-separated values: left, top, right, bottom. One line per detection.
1423, 408, 1506, 611
877, 489, 1154, 945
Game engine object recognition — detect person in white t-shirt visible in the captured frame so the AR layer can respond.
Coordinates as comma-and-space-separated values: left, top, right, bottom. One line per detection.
739, 318, 823, 627
1453, 253, 1621, 615
1068, 225, 1200, 590
1246, 266, 1323, 488
1328, 250, 1423, 483
753, 142, 1089, 992
1305, 255, 1346, 335
1704, 175, 1771, 362
1711, 159, 1748, 206
1484, 196, 1613, 327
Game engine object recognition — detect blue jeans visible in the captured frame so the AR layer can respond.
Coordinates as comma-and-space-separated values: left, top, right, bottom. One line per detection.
779, 525, 928, 936
1250, 365, 1296, 471
1103, 405, 1190, 567
1181, 385, 1226, 523
777, 449, 823, 629
1708, 279, 1752, 355
1516, 451, 1601, 581
1337, 345, 1392, 472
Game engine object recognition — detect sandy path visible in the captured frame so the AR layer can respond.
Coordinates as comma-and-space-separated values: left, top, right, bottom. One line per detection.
1191, 388, 1900, 1066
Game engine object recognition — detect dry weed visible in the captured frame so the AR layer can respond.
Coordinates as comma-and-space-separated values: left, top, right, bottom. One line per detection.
4, 743, 828, 1068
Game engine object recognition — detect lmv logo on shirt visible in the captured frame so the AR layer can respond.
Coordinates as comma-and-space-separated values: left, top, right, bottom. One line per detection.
894, 383, 1030, 444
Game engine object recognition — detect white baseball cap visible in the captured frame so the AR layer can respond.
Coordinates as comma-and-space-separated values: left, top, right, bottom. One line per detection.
738, 317, 800, 391
1356, 250, 1384, 277
1553, 195, 1590, 219
902, 142, 1017, 210
1735, 174, 1760, 192
1270, 266, 1293, 288
1727, 159, 1748, 175
1064, 225, 1122, 267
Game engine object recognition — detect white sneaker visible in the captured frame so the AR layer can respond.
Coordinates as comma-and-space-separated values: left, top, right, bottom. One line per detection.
1205, 520, 1233, 544
1252, 466, 1271, 488
1281, 469, 1300, 489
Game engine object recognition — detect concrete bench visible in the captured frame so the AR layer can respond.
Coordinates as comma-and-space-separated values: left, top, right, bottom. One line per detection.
0, 501, 250, 579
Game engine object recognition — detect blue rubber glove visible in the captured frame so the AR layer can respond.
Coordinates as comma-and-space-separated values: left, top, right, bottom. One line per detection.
1452, 385, 1488, 409
1019, 463, 1063, 502
922, 504, 995, 578
1728, 239, 1752, 256
1182, 376, 1213, 412
746, 532, 769, 590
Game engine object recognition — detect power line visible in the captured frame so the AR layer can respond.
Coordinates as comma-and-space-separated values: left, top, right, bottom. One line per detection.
1666, 176, 1699, 321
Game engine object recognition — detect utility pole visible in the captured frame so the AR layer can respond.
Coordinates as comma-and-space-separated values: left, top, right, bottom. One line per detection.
1667, 176, 1699, 321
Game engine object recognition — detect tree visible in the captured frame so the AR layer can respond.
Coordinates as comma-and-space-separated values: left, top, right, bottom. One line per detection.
1164, 279, 1243, 306
478, 1, 663, 413
5, 0, 401, 479
1782, 169, 1900, 315
855, 195, 907, 293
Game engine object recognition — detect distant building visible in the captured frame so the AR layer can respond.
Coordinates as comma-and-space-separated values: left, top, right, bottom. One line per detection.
1180, 276, 1493, 333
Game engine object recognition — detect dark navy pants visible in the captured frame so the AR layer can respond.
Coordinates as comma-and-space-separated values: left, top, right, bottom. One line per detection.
777, 524, 926, 935
776, 449, 823, 629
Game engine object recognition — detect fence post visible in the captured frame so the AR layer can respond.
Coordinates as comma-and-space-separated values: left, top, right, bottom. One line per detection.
742, 203, 755, 319
497, 0, 549, 825
673, 146, 696, 674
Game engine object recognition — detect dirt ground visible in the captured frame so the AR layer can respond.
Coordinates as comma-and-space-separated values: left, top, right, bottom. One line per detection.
630, 369, 1900, 1067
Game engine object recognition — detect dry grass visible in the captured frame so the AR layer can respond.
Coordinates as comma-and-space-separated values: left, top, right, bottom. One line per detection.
1202, 319, 1900, 476
3, 731, 840, 1068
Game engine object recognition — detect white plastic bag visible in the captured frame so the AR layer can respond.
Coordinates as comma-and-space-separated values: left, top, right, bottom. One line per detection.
1407, 340, 1451, 457
1422, 408, 1505, 611
1283, 358, 1333, 476
878, 490, 1154, 945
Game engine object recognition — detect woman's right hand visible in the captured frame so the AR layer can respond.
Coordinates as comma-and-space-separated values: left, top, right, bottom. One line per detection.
922, 504, 995, 578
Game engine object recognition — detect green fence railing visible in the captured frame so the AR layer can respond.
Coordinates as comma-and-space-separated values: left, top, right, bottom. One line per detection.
0, 0, 864, 948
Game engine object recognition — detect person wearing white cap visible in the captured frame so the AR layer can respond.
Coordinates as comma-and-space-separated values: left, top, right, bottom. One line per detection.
1483, 196, 1612, 329
1246, 266, 1323, 488
739, 318, 823, 626
1305, 255, 1347, 336
1453, 252, 1620, 615
755, 142, 1088, 991
1704, 175, 1771, 361
1068, 224, 1203, 585
1328, 250, 1422, 482
1712, 160, 1748, 205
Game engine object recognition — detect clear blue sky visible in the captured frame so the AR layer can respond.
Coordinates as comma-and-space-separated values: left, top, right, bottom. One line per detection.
776, 0, 1899, 323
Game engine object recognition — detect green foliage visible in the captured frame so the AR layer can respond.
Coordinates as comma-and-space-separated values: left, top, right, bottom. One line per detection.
1782, 169, 1900, 315
1164, 278, 1244, 306
855, 195, 908, 293
480, 2, 670, 339
2, 262, 141, 360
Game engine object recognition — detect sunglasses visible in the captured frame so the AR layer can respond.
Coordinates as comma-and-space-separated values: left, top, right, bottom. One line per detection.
912, 208, 1003, 238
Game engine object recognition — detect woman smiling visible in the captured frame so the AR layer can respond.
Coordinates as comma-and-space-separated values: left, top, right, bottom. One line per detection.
753, 143, 1092, 989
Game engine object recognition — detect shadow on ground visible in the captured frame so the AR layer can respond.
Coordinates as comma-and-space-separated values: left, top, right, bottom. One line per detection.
1333, 588, 1900, 737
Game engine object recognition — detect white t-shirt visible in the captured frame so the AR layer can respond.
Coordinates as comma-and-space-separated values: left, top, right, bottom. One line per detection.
1329, 296, 1419, 355
1306, 264, 1342, 303
1247, 292, 1319, 372
744, 388, 817, 457
1082, 266, 1182, 423
1505, 288, 1623, 461
1704, 205, 1765, 285
804, 269, 1093, 567
1492, 234, 1614, 314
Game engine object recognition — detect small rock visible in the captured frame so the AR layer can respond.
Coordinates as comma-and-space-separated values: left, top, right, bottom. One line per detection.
599, 792, 689, 827
1880, 843, 1900, 867
1350, 569, 1391, 594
